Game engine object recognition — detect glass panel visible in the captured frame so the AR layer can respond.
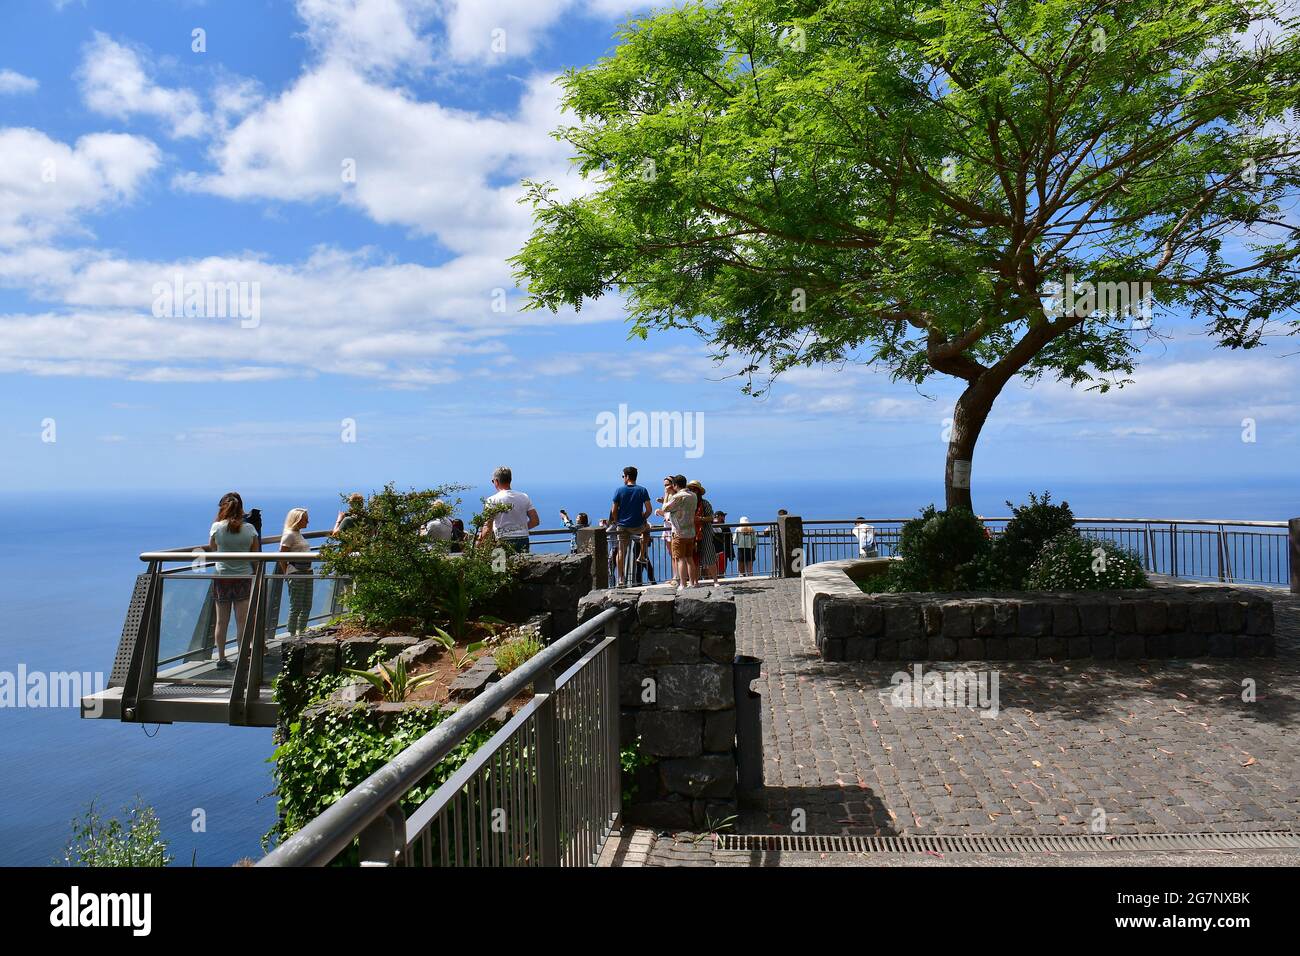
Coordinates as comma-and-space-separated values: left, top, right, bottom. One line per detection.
155, 571, 252, 684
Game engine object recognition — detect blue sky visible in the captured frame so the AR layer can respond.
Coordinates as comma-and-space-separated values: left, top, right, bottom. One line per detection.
0, 0, 1297, 500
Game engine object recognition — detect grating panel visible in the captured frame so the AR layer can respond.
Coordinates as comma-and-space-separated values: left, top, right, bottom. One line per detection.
108, 573, 151, 688
716, 832, 1300, 854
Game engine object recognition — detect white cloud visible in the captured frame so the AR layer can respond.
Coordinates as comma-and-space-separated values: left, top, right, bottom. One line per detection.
77, 33, 207, 138
0, 128, 159, 246
0, 69, 38, 95
297, 0, 438, 73
435, 1, 662, 63
183, 64, 576, 260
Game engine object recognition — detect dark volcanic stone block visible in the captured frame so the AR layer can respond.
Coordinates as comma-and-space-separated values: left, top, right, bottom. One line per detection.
941, 603, 973, 638
700, 633, 736, 664
843, 637, 874, 662
1052, 603, 1080, 636
1079, 602, 1109, 635
958, 638, 986, 659
675, 592, 737, 632
703, 710, 737, 752
983, 637, 1009, 660
1038, 636, 1067, 660
660, 755, 736, 798
923, 604, 943, 636
897, 638, 927, 660
1008, 636, 1037, 660
1144, 634, 1171, 658
1091, 634, 1115, 659
657, 664, 733, 711
1165, 601, 1188, 632
1170, 632, 1207, 657
822, 638, 846, 661
993, 603, 1018, 635
637, 591, 676, 628
885, 604, 923, 640
638, 711, 702, 757
971, 602, 996, 637
1115, 635, 1145, 659
1207, 633, 1236, 657
1018, 604, 1051, 636
858, 604, 884, 636
1234, 634, 1261, 658
1246, 602, 1274, 636
1216, 601, 1246, 633
1110, 602, 1136, 633
875, 639, 899, 661
1188, 601, 1218, 633
638, 629, 701, 665
1134, 601, 1168, 635
1068, 636, 1091, 659
927, 637, 957, 660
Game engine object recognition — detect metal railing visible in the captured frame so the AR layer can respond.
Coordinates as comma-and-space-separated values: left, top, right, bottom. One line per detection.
259, 607, 622, 867
799, 517, 1291, 588
527, 522, 781, 585
117, 530, 349, 725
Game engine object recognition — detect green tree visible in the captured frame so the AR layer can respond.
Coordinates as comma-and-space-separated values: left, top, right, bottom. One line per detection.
514, 0, 1300, 508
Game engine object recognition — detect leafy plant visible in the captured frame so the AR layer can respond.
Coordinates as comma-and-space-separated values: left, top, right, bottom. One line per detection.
61, 800, 171, 867
620, 737, 657, 808
987, 492, 1078, 589
886, 506, 991, 592
1025, 533, 1150, 591
494, 635, 544, 675
344, 657, 442, 703
267, 675, 496, 859
319, 484, 516, 632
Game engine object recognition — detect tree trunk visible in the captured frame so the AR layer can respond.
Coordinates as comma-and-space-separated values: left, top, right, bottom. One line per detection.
944, 376, 1001, 512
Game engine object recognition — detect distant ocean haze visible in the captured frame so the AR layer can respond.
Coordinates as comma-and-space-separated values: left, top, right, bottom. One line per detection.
0, 478, 1293, 865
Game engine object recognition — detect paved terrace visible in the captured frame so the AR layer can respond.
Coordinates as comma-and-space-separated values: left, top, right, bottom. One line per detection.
608, 578, 1300, 866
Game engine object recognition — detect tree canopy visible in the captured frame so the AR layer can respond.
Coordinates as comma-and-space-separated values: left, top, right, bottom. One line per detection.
513, 0, 1300, 506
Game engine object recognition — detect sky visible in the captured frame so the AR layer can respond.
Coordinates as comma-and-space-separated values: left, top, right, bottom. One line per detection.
0, 0, 1297, 502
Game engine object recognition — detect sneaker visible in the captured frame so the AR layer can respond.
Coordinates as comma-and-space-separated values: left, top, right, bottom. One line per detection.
215, 659, 232, 670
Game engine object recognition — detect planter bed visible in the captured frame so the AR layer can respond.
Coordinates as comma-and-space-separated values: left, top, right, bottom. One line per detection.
803, 558, 1275, 662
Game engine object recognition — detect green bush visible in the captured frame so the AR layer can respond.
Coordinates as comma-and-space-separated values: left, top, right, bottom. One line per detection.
987, 491, 1078, 588
886, 506, 991, 592
1025, 533, 1149, 591
494, 635, 543, 675
61, 800, 171, 867
320, 483, 516, 632
267, 685, 495, 860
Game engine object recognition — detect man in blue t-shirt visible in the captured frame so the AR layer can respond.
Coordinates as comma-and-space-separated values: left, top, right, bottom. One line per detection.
609, 465, 652, 587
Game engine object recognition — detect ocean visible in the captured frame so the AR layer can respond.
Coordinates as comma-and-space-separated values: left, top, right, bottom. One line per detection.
0, 478, 1294, 866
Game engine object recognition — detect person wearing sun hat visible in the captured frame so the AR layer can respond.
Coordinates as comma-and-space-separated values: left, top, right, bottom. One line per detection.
733, 515, 758, 576
686, 480, 718, 586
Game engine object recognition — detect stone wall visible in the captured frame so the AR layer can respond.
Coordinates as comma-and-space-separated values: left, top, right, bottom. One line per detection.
810, 574, 1276, 662
578, 587, 740, 830
482, 552, 592, 638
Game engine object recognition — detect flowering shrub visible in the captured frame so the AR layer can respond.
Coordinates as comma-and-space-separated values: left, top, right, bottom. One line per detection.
886, 505, 991, 592
1024, 533, 1149, 591
987, 491, 1077, 588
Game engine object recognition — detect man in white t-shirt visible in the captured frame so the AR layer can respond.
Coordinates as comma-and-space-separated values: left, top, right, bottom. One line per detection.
478, 466, 539, 552
853, 517, 877, 557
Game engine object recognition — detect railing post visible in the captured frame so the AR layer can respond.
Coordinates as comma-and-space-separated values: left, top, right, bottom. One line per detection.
533, 669, 560, 866
575, 526, 609, 591
1169, 521, 1179, 578
121, 561, 162, 722
358, 804, 407, 867
777, 514, 803, 578
1290, 518, 1300, 594
604, 617, 621, 832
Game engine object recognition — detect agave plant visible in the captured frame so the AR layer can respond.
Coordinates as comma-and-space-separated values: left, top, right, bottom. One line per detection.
344, 657, 441, 703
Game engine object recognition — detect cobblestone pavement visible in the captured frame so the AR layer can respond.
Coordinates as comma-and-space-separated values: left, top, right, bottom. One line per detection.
725, 579, 1300, 842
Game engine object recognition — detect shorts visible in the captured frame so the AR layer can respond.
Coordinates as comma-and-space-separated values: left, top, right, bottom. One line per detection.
498, 537, 531, 553
615, 523, 649, 539
671, 537, 696, 560
214, 577, 252, 604
736, 547, 756, 563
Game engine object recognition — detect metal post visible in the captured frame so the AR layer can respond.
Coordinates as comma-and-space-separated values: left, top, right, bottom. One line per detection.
358, 804, 407, 867
604, 617, 621, 831
121, 561, 162, 722
1169, 521, 1179, 578
1290, 518, 1300, 594
733, 655, 763, 797
533, 669, 560, 866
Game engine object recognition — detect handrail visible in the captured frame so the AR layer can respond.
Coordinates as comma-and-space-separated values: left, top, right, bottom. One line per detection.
258, 606, 620, 867
803, 517, 1288, 527
141, 551, 324, 563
